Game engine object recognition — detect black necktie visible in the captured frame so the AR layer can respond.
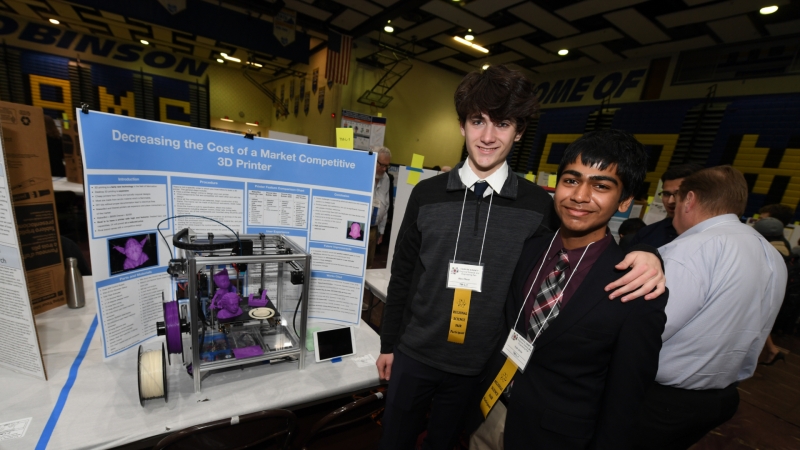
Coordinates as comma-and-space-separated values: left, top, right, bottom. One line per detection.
474, 181, 488, 198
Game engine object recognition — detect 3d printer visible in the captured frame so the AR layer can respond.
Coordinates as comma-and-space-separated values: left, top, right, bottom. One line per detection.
137, 228, 311, 402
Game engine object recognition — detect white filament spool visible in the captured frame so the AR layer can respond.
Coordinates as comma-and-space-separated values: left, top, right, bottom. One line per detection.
138, 344, 168, 405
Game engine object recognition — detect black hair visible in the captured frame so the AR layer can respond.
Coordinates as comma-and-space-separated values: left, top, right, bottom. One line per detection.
661, 163, 703, 182
556, 129, 647, 202
618, 218, 646, 237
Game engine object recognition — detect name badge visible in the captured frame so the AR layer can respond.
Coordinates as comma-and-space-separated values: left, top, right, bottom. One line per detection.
447, 261, 484, 292
501, 329, 533, 373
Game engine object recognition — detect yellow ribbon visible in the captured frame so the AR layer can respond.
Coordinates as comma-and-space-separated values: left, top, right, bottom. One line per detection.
480, 357, 518, 417
447, 288, 471, 344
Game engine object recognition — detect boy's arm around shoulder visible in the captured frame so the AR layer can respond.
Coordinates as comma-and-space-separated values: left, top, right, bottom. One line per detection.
593, 288, 668, 449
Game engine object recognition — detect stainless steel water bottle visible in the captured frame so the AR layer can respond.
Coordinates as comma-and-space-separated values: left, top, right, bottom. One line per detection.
65, 257, 85, 308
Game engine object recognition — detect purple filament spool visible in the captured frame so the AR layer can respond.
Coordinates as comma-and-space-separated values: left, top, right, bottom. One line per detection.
163, 301, 182, 355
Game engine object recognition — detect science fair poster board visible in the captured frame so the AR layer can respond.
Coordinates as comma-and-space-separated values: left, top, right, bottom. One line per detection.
77, 111, 376, 358
0, 126, 46, 380
386, 166, 440, 271
340, 110, 386, 151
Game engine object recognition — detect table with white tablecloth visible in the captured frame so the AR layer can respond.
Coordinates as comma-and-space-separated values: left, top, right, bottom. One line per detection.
1, 276, 382, 449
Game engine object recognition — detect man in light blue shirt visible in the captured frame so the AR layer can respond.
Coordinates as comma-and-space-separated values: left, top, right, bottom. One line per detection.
633, 165, 787, 450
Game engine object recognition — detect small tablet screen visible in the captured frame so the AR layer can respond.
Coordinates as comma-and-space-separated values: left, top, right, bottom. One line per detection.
317, 327, 354, 361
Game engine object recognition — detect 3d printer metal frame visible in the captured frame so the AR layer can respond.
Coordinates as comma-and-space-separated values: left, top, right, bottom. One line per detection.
182, 234, 311, 394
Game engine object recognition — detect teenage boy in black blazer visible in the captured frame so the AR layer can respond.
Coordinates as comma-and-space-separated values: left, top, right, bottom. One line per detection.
471, 130, 669, 450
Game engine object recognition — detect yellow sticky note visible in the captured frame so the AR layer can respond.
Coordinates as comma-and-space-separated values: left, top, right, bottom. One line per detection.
335, 128, 353, 149
410, 153, 424, 169
407, 171, 421, 185
547, 173, 557, 188
525, 171, 535, 182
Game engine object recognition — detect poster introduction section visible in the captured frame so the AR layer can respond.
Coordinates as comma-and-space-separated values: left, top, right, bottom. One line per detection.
77, 111, 376, 358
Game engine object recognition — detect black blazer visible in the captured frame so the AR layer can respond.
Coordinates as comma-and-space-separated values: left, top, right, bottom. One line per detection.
475, 234, 668, 450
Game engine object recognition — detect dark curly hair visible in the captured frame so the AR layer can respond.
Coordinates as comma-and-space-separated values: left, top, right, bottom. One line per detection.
454, 65, 539, 134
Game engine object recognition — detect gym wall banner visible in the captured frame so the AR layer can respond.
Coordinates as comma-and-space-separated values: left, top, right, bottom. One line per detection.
77, 111, 377, 358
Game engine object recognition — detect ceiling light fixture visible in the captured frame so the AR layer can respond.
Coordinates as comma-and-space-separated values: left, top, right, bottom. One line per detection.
220, 52, 241, 63
482, 64, 490, 70
140, 39, 149, 45
220, 116, 233, 122
558, 49, 569, 56
384, 25, 394, 33
216, 58, 224, 63
49, 18, 60, 25
247, 61, 263, 68
454, 36, 489, 54
760, 5, 778, 14
465, 29, 474, 41
246, 121, 259, 126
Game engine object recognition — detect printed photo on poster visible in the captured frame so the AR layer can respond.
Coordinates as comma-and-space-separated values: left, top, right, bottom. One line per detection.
346, 221, 365, 241
108, 233, 158, 275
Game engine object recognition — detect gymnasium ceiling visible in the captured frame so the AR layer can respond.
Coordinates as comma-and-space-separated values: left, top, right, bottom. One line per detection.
193, 0, 800, 77
12, 0, 800, 77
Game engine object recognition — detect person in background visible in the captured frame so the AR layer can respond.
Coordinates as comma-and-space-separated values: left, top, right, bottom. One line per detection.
376, 65, 666, 450
619, 217, 646, 250
753, 217, 790, 366
632, 166, 787, 449
758, 203, 794, 253
368, 146, 392, 269
629, 164, 703, 248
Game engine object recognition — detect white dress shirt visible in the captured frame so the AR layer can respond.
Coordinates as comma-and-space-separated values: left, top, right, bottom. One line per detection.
458, 160, 509, 196
656, 214, 787, 389
372, 172, 391, 235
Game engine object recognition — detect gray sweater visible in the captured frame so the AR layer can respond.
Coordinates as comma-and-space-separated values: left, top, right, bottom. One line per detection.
381, 163, 555, 376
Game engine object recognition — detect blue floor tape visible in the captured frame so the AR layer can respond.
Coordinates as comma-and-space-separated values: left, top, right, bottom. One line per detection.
35, 315, 98, 450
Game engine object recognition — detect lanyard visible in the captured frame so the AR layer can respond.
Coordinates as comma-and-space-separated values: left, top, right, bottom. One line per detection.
511, 232, 594, 343
452, 185, 494, 265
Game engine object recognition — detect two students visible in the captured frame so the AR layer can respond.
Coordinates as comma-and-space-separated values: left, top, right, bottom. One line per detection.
376, 65, 667, 449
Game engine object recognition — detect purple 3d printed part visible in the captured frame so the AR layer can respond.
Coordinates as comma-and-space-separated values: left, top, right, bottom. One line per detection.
163, 301, 182, 355
214, 291, 243, 319
232, 346, 263, 359
248, 289, 269, 307
113, 237, 150, 270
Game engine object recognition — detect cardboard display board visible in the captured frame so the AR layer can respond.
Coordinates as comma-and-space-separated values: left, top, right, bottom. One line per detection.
0, 101, 66, 315
0, 123, 47, 380
77, 111, 377, 358
62, 126, 83, 184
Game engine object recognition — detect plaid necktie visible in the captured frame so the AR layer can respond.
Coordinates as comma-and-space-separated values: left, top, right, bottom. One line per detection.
527, 249, 569, 342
